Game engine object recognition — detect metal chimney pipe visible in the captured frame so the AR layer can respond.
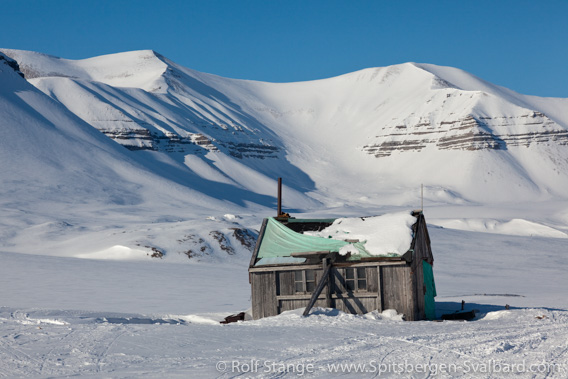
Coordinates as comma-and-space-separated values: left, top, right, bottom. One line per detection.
277, 177, 282, 217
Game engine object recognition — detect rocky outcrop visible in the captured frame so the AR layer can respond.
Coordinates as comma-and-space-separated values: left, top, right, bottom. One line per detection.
189, 133, 218, 151
176, 227, 257, 259
0, 53, 25, 78
98, 129, 154, 150
99, 129, 219, 153
98, 126, 282, 158
363, 112, 568, 157
222, 142, 280, 159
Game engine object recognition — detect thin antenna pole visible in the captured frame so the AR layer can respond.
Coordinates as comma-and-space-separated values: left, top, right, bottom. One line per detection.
277, 177, 282, 217
421, 183, 424, 212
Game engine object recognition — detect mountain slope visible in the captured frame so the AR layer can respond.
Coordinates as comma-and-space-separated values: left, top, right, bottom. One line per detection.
5, 49, 566, 205
0, 52, 271, 259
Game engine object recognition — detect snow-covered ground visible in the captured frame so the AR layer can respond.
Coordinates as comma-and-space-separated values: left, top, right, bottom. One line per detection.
3, 305, 568, 378
2, 215, 568, 378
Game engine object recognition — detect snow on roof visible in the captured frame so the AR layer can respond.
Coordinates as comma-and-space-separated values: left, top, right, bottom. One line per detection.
305, 211, 417, 256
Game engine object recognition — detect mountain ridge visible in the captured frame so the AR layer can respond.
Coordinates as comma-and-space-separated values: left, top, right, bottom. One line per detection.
2, 48, 568, 260
2, 48, 568, 206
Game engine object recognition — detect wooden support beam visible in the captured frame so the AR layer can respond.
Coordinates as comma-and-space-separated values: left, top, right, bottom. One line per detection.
249, 264, 323, 273
290, 251, 330, 258
303, 262, 332, 316
324, 258, 332, 308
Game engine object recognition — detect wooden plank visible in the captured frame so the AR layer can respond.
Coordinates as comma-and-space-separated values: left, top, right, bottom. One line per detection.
382, 265, 415, 320
279, 299, 328, 313
411, 213, 434, 267
361, 297, 377, 313
290, 251, 330, 257
249, 264, 323, 273
377, 266, 383, 312
415, 260, 425, 320
262, 271, 278, 318
334, 296, 376, 314
258, 272, 272, 317
381, 265, 393, 310
250, 260, 406, 273
333, 267, 346, 293
251, 272, 278, 319
331, 293, 377, 299
303, 263, 332, 316
366, 266, 379, 293
324, 258, 332, 308
278, 271, 295, 296
277, 294, 315, 300
399, 265, 413, 320
251, 274, 260, 319
249, 219, 268, 269
402, 265, 416, 321
409, 262, 418, 321
332, 261, 407, 268
277, 293, 378, 300
279, 299, 303, 313
251, 273, 264, 319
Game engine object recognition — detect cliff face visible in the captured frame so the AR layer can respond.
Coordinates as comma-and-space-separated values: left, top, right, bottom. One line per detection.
0, 49, 283, 160
363, 112, 568, 157
4, 49, 567, 160
0, 52, 24, 78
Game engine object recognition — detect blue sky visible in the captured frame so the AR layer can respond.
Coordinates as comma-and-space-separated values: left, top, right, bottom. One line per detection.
2, 0, 567, 97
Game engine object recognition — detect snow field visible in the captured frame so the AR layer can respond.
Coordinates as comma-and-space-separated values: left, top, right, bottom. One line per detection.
1, 301, 567, 377
2, 225, 568, 377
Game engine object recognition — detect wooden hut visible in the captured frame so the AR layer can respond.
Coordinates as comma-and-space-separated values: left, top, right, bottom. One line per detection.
248, 211, 436, 321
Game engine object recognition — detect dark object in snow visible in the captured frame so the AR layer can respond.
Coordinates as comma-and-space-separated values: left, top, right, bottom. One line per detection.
220, 312, 245, 324
276, 178, 291, 219
441, 310, 476, 321
0, 54, 25, 78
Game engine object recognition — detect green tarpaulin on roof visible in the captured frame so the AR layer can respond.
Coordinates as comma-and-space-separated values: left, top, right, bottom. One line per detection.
255, 218, 369, 265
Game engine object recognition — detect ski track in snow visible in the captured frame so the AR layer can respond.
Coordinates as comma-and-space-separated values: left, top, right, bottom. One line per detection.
1, 226, 568, 377
1, 308, 568, 377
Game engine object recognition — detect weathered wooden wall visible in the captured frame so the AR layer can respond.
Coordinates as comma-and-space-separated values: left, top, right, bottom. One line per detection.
251, 260, 426, 320
381, 264, 418, 320
332, 266, 379, 314
412, 214, 434, 265
251, 271, 278, 319
414, 259, 426, 321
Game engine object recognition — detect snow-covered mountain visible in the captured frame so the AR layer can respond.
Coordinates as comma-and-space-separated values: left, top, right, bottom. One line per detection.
3, 48, 567, 207
2, 48, 568, 259
0, 52, 266, 259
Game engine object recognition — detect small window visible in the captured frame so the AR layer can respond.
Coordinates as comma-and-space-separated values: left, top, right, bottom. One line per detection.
345, 268, 355, 291
306, 270, 316, 292
357, 267, 367, 291
294, 270, 317, 293
294, 271, 304, 292
344, 267, 367, 292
